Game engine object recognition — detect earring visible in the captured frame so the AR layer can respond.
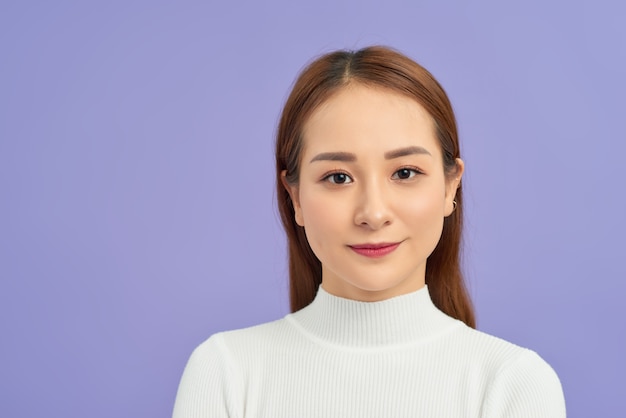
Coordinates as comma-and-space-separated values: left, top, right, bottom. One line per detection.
452, 200, 457, 211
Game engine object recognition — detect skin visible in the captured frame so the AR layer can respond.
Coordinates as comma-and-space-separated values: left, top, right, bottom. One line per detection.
283, 83, 463, 302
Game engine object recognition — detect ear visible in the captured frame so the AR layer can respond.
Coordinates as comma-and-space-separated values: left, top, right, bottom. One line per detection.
444, 158, 464, 217
280, 170, 305, 226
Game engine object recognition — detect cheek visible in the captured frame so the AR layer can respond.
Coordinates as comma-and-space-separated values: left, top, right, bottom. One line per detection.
398, 186, 446, 230
298, 190, 350, 244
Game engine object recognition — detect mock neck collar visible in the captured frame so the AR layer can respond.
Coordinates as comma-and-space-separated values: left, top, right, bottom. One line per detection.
288, 285, 462, 348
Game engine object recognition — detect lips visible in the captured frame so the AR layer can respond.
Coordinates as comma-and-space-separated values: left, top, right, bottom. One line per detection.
349, 242, 401, 258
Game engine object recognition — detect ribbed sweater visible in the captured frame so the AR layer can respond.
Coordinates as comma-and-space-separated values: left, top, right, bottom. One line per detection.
173, 285, 566, 417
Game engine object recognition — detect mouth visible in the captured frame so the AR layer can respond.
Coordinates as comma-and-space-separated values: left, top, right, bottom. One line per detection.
348, 242, 401, 258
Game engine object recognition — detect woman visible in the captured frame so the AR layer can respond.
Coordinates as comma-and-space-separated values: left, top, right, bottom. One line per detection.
173, 46, 566, 417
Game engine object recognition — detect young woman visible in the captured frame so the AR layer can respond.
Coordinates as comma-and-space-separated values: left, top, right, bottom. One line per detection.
173, 46, 566, 417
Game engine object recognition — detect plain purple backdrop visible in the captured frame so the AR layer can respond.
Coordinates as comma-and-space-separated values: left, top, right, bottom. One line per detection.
1, 1, 624, 417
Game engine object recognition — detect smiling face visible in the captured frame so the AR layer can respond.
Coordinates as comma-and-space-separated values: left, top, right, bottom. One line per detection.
282, 83, 462, 302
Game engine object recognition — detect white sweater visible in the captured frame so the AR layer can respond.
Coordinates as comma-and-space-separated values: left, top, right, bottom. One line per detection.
173, 286, 566, 417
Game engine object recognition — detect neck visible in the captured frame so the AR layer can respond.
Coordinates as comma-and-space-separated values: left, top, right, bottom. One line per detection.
320, 281, 427, 303
288, 285, 461, 348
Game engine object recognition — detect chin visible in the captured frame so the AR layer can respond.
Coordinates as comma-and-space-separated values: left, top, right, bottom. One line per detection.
346, 275, 419, 296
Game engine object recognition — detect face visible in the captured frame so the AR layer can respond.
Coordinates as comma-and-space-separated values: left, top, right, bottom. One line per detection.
283, 84, 462, 302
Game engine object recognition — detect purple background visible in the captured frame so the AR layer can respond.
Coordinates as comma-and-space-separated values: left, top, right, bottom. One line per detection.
1, 1, 624, 417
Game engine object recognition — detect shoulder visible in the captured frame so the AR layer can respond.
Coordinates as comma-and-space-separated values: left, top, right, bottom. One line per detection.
181, 316, 299, 373
484, 348, 566, 417
454, 327, 566, 417
172, 334, 235, 417
173, 317, 293, 417
214, 316, 301, 360
454, 325, 531, 364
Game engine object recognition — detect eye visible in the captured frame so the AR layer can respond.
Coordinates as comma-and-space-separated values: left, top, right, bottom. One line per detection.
392, 168, 420, 180
324, 172, 353, 184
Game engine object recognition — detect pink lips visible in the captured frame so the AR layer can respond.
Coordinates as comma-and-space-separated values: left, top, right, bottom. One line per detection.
349, 242, 401, 258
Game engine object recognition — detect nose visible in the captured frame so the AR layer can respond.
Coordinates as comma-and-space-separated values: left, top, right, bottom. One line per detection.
353, 179, 392, 230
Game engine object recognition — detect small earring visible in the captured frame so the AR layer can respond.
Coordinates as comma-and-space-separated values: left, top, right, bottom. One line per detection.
452, 200, 457, 211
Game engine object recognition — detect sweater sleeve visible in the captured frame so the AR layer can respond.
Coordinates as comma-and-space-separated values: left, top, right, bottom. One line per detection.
482, 350, 566, 418
172, 334, 238, 418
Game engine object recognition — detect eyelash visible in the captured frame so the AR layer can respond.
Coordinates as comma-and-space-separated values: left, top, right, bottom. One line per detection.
322, 171, 353, 185
321, 167, 423, 184
391, 167, 422, 180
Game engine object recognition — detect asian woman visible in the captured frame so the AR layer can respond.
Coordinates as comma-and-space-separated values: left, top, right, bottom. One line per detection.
173, 45, 566, 417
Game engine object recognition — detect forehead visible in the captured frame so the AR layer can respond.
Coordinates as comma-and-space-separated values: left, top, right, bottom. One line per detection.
301, 84, 440, 158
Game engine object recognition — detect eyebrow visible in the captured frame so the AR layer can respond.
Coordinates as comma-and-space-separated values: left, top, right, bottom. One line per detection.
384, 146, 432, 159
310, 152, 356, 163
309, 146, 431, 163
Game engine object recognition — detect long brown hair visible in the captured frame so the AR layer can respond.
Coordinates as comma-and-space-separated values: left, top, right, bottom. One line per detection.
275, 46, 475, 328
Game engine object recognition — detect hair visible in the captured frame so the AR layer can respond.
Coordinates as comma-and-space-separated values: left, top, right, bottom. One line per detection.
275, 45, 475, 328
